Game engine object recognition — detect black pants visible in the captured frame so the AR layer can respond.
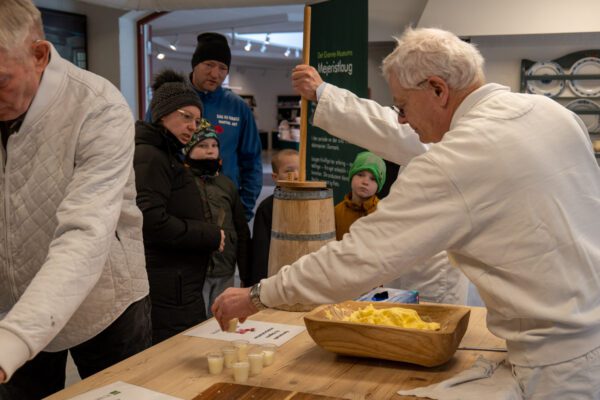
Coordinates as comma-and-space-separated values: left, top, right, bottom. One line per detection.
0, 296, 152, 400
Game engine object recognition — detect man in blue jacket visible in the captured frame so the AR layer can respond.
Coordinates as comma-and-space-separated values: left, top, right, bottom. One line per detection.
189, 33, 262, 220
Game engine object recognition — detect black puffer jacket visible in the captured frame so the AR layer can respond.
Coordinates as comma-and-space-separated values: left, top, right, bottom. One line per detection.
133, 121, 221, 343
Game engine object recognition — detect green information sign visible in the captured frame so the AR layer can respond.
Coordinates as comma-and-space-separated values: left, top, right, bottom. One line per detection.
307, 0, 368, 203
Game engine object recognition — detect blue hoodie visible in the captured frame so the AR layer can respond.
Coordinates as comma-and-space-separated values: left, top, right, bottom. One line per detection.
147, 85, 262, 220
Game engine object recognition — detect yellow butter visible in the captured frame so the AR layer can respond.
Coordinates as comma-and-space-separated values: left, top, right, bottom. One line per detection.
343, 304, 440, 331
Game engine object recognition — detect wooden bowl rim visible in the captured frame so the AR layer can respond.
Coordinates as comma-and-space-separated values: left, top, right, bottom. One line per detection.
304, 300, 470, 335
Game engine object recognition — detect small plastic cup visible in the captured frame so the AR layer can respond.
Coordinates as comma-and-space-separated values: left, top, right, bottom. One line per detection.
261, 343, 278, 366
248, 349, 264, 376
232, 361, 250, 383
206, 352, 224, 375
232, 339, 249, 362
221, 345, 237, 368
227, 318, 238, 332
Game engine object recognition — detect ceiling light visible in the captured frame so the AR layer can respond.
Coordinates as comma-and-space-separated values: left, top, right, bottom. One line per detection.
284, 48, 291, 57
168, 35, 178, 51
244, 41, 252, 52
295, 49, 300, 58
156, 53, 165, 60
260, 44, 267, 53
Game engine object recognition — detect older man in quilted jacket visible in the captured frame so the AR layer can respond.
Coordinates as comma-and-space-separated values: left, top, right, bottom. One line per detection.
0, 1, 151, 398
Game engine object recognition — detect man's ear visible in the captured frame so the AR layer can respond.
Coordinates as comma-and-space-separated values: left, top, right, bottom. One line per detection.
32, 40, 51, 73
429, 76, 449, 105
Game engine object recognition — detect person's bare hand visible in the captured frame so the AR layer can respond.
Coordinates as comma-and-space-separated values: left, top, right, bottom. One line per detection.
211, 287, 258, 331
0, 368, 6, 383
291, 64, 324, 101
219, 229, 225, 252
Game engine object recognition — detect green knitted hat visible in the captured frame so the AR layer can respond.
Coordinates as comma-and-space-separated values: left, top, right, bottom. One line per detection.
348, 151, 387, 192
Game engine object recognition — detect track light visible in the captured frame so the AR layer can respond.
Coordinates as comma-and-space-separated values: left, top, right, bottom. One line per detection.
168, 35, 179, 51
260, 43, 267, 53
264, 33, 270, 44
244, 41, 252, 52
284, 48, 291, 57
295, 49, 300, 58
156, 53, 165, 60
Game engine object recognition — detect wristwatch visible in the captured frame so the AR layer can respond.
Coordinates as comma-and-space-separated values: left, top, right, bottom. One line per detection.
249, 282, 268, 310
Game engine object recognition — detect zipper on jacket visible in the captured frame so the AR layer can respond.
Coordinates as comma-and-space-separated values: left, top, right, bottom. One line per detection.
1, 149, 17, 303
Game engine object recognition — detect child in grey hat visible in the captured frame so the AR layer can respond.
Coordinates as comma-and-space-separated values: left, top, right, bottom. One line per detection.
184, 124, 250, 318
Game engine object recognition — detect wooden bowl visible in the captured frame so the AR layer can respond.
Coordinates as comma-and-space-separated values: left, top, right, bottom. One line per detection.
303, 301, 470, 367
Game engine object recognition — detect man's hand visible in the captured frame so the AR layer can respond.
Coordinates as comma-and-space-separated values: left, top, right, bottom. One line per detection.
211, 287, 258, 331
291, 64, 324, 102
0, 368, 6, 383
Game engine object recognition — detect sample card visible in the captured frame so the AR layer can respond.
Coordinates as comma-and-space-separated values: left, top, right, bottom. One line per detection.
68, 381, 181, 400
184, 319, 306, 347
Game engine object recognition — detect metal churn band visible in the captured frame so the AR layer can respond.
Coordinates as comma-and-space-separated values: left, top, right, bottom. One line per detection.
274, 187, 333, 200
271, 231, 336, 241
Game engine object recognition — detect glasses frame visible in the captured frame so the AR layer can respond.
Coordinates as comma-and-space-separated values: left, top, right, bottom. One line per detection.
390, 78, 430, 119
176, 109, 202, 127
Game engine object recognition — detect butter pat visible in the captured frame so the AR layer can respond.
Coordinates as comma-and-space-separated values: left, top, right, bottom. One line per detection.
343, 304, 440, 330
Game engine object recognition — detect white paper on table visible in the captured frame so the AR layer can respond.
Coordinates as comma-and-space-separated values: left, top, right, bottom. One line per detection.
67, 381, 182, 400
184, 319, 306, 346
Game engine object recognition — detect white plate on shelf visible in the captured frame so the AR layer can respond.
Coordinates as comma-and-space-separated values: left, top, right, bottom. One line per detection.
568, 57, 600, 97
565, 99, 600, 133
526, 61, 565, 97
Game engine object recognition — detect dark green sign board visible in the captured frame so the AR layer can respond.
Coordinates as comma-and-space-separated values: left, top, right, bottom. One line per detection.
307, 0, 368, 203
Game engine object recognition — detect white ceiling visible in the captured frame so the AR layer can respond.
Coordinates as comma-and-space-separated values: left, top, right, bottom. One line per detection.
75, 0, 427, 67
149, 4, 305, 67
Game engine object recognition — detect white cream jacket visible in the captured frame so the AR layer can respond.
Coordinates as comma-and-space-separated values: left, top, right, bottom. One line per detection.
0, 46, 148, 379
262, 83, 600, 367
316, 83, 469, 304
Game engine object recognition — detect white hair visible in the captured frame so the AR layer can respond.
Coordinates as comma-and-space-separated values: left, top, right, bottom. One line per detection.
0, 0, 44, 54
382, 27, 485, 90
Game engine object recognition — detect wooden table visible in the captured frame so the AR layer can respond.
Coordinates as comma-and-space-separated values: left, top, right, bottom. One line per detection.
47, 306, 505, 400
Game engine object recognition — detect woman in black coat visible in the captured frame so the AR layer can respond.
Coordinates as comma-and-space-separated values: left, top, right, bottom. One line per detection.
133, 70, 224, 344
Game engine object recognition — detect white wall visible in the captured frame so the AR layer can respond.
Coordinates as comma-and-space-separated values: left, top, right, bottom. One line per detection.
419, 0, 600, 37
34, 0, 126, 87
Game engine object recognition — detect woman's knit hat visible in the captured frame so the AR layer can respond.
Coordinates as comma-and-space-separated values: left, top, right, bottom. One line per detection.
191, 32, 231, 70
348, 151, 387, 192
150, 69, 203, 124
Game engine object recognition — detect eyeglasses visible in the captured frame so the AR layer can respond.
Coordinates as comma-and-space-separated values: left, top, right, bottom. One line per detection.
176, 109, 202, 126
390, 78, 430, 119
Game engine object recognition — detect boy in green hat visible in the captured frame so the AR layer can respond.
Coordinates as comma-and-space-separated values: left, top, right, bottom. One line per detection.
334, 151, 386, 240
184, 122, 250, 317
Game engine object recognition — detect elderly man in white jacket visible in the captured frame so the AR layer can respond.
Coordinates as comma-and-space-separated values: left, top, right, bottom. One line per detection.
292, 64, 469, 306
0, 1, 150, 398
213, 27, 600, 399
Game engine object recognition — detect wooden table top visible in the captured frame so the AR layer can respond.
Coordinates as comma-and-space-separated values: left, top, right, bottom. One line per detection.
47, 306, 506, 400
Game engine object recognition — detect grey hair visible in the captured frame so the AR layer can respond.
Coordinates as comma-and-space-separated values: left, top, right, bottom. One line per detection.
382, 27, 485, 91
0, 0, 44, 54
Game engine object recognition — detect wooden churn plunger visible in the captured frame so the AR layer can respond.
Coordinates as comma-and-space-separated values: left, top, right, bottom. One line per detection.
267, 5, 336, 285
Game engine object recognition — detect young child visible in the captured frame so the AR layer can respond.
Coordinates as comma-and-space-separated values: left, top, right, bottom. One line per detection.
184, 124, 250, 317
249, 149, 300, 286
334, 151, 386, 240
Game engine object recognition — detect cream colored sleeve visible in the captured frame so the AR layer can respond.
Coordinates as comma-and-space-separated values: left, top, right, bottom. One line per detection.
313, 84, 429, 166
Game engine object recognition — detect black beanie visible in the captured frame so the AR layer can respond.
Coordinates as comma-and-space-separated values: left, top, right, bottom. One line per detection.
150, 69, 203, 124
191, 32, 231, 70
